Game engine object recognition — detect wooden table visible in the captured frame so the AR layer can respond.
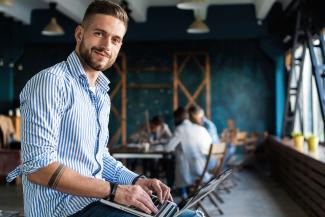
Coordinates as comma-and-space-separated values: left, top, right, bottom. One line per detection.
112, 152, 165, 159
110, 146, 172, 160
267, 136, 325, 217
110, 146, 174, 184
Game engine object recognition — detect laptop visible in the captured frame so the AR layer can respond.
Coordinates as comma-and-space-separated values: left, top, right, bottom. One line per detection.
100, 169, 232, 217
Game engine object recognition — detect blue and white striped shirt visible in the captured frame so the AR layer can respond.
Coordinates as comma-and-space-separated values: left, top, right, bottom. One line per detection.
7, 51, 138, 217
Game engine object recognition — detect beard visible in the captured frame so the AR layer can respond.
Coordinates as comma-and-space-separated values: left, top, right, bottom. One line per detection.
79, 39, 116, 71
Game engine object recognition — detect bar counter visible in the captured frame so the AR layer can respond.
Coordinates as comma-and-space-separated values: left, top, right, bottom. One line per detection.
267, 136, 325, 217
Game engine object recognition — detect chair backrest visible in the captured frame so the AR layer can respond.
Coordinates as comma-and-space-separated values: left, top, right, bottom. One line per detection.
209, 143, 227, 176
178, 143, 227, 207
196, 143, 214, 187
185, 143, 212, 197
193, 143, 227, 189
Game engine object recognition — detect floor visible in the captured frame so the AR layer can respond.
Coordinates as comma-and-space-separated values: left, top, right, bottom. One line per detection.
0, 168, 308, 217
0, 179, 24, 216
205, 169, 308, 217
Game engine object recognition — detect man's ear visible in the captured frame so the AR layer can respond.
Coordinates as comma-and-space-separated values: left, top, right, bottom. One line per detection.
75, 25, 83, 43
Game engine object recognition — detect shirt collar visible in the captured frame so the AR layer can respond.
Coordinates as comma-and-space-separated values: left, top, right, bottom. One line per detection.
67, 51, 110, 93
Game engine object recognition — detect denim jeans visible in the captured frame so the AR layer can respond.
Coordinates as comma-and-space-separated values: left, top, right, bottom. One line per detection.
222, 144, 236, 170
70, 201, 201, 217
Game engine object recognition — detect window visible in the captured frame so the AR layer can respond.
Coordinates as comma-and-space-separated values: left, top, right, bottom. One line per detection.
293, 32, 325, 143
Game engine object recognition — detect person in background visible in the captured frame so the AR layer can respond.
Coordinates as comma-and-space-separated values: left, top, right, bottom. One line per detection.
221, 119, 239, 169
0, 115, 15, 148
188, 105, 219, 170
128, 115, 172, 177
188, 105, 220, 145
128, 115, 172, 146
165, 107, 212, 198
6, 2, 200, 217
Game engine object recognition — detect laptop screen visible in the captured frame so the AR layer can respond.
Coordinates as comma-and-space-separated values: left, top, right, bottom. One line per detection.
180, 169, 232, 211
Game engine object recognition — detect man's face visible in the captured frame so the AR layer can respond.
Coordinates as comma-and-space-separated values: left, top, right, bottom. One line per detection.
75, 14, 126, 72
150, 124, 160, 133
228, 119, 234, 129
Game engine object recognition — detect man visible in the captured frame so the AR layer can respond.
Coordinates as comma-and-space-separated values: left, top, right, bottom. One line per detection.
7, 2, 199, 217
221, 119, 239, 169
165, 107, 212, 198
188, 105, 220, 146
188, 105, 219, 170
128, 115, 172, 145
127, 115, 172, 177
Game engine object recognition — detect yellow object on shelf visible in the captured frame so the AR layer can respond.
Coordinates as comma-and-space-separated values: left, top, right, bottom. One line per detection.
307, 136, 318, 152
293, 135, 304, 150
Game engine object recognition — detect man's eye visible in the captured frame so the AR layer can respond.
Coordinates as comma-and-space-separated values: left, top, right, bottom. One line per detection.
112, 38, 121, 44
95, 32, 103, 37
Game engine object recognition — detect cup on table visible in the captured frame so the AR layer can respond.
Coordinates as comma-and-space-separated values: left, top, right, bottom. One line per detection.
143, 142, 150, 152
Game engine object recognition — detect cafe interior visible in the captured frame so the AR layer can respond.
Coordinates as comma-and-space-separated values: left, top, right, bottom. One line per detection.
0, 0, 325, 216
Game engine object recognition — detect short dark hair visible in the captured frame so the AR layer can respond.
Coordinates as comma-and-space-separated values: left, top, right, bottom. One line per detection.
82, 0, 129, 29
173, 107, 188, 126
150, 115, 164, 127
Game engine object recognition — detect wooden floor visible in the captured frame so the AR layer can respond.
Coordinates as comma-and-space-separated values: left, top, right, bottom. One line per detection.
0, 168, 308, 217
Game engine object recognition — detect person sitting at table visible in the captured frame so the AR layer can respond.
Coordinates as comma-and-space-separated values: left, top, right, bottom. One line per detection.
188, 105, 219, 170
221, 119, 239, 169
127, 115, 172, 176
188, 105, 220, 145
128, 115, 172, 146
165, 107, 212, 198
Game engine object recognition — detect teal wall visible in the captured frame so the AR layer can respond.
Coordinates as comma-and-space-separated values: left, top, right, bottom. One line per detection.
122, 40, 275, 136
0, 66, 14, 113
0, 17, 24, 113
0, 3, 282, 138
11, 40, 275, 140
260, 38, 285, 137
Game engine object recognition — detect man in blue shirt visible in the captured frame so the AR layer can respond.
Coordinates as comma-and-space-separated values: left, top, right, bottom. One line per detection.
7, 1, 199, 217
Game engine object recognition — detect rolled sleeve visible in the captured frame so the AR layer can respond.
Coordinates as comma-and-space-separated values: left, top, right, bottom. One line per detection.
102, 151, 138, 185
20, 71, 65, 175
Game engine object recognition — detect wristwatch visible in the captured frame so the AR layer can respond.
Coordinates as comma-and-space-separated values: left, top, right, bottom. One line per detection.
106, 183, 118, 202
132, 174, 147, 185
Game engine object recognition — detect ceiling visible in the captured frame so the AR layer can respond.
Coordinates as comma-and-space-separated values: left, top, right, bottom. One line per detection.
0, 0, 293, 25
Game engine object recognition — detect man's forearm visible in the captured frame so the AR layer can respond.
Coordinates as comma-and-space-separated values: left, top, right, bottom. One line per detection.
28, 161, 110, 198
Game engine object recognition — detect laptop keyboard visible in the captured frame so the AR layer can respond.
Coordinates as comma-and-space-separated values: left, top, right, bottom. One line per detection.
151, 195, 163, 209
128, 194, 176, 217
151, 195, 177, 217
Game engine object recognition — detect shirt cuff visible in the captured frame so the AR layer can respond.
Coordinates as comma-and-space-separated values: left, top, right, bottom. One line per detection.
116, 167, 138, 185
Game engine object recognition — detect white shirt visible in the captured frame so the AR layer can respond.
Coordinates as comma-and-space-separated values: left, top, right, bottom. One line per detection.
165, 120, 212, 187
165, 120, 212, 155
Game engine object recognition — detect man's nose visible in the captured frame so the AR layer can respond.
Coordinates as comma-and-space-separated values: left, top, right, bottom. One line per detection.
101, 37, 113, 52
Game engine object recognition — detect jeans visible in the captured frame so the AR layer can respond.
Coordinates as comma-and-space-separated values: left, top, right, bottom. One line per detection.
70, 201, 201, 217
222, 144, 236, 170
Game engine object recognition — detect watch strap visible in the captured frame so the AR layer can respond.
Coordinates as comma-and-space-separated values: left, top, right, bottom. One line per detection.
132, 174, 147, 185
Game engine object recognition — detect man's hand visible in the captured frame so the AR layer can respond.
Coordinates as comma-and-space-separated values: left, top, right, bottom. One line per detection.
136, 178, 173, 204
114, 185, 158, 215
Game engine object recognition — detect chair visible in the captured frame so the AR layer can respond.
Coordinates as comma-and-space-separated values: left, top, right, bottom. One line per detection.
189, 143, 227, 216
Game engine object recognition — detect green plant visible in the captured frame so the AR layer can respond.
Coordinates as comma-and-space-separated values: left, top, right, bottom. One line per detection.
291, 131, 303, 138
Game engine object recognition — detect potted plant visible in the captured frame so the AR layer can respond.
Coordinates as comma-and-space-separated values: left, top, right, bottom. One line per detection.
291, 131, 304, 150
307, 134, 319, 152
